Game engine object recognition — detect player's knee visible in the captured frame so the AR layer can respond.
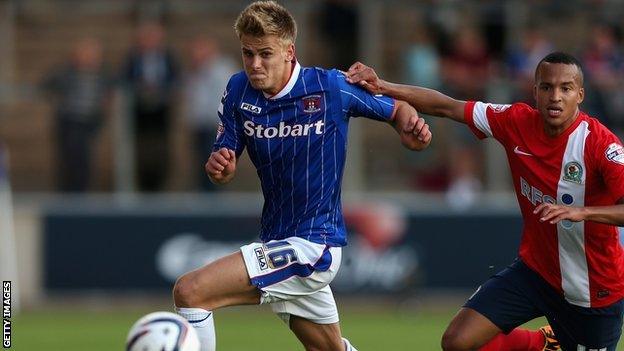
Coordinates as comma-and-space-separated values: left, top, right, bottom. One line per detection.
441, 330, 475, 351
173, 273, 202, 307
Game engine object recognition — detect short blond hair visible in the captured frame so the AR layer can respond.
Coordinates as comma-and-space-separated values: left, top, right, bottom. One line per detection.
234, 1, 297, 45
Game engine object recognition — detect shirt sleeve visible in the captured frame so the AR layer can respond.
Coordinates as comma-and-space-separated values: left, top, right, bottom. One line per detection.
595, 134, 624, 202
212, 77, 246, 156
464, 101, 519, 144
335, 71, 396, 122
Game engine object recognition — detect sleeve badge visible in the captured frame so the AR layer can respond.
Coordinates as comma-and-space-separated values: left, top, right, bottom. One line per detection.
605, 142, 624, 165
489, 104, 511, 113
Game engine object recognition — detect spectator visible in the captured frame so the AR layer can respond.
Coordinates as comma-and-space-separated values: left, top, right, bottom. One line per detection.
440, 28, 491, 207
43, 38, 114, 192
182, 36, 236, 191
403, 27, 448, 191
582, 25, 624, 137
442, 28, 491, 101
123, 22, 178, 192
404, 28, 441, 90
507, 28, 554, 104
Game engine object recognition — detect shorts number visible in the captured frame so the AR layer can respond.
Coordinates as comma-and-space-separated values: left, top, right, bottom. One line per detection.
265, 241, 298, 269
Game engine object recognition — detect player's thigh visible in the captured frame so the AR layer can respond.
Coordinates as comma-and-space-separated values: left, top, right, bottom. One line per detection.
174, 251, 260, 309
289, 316, 343, 351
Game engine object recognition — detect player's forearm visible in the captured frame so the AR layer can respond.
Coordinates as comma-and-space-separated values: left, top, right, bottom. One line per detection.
379, 81, 466, 123
582, 204, 624, 226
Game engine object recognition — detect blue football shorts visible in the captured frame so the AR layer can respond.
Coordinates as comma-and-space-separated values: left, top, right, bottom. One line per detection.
464, 259, 624, 351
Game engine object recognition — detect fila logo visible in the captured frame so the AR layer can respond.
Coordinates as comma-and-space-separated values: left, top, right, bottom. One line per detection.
241, 102, 262, 114
254, 247, 268, 270
514, 146, 533, 156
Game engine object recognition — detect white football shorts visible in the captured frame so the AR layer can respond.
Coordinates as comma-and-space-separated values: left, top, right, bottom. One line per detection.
240, 236, 342, 324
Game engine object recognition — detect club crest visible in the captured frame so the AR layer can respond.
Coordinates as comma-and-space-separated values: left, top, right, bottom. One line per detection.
563, 161, 583, 184
302, 94, 322, 113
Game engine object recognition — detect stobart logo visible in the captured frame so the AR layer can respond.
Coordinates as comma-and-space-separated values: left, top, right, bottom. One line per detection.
243, 120, 325, 139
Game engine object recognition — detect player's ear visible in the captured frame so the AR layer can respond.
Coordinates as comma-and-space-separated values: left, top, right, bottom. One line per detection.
533, 84, 537, 103
284, 42, 295, 62
577, 86, 585, 105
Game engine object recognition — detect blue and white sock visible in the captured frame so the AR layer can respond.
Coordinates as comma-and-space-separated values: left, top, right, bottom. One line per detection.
176, 307, 216, 351
343, 337, 358, 351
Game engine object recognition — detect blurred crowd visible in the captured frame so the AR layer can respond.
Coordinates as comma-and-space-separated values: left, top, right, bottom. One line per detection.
42, 22, 236, 193
23, 1, 624, 203
396, 6, 624, 208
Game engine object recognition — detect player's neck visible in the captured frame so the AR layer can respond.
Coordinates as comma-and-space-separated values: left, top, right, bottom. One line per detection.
265, 60, 296, 97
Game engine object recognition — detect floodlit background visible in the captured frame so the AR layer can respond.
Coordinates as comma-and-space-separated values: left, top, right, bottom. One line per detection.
1, 0, 623, 349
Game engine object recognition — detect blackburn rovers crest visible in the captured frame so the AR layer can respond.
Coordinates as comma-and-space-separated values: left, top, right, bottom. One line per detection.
563, 161, 583, 184
302, 94, 322, 113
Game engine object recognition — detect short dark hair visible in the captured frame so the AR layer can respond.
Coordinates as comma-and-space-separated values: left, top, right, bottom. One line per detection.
535, 52, 584, 85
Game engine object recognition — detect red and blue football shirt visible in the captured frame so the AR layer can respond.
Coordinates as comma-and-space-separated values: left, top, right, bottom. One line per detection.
466, 101, 624, 307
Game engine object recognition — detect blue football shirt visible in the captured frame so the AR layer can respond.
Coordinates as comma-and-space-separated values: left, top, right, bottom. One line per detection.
214, 61, 395, 246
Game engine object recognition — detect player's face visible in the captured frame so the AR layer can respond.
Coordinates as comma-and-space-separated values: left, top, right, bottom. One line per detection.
533, 62, 584, 136
240, 34, 295, 95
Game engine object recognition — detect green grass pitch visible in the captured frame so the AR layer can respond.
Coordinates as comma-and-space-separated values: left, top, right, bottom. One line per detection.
9, 304, 623, 350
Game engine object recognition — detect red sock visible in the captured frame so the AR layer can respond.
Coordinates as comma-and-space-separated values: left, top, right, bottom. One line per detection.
479, 328, 545, 351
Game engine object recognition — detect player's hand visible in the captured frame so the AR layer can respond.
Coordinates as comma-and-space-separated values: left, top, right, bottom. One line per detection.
394, 102, 432, 151
345, 62, 385, 94
205, 148, 237, 184
534, 203, 586, 224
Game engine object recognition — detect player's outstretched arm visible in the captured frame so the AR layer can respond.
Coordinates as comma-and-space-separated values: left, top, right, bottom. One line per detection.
391, 100, 432, 151
346, 62, 466, 124
534, 198, 624, 226
205, 147, 237, 184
